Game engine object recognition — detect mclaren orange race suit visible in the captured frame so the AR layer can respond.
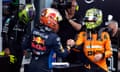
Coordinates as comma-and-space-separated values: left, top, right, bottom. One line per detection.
75, 31, 112, 72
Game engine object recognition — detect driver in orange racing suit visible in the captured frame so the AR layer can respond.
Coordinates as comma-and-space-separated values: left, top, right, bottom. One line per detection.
67, 8, 112, 72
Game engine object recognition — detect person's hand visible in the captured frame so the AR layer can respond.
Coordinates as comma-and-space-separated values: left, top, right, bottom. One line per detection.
66, 39, 75, 52
67, 39, 75, 47
4, 48, 10, 56
65, 10, 70, 20
94, 53, 103, 62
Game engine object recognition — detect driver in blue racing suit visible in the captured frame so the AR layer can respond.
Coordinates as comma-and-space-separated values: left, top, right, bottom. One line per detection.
22, 8, 71, 72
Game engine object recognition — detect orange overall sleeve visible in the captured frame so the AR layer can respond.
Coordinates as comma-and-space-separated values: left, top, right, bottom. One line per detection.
76, 32, 85, 46
102, 32, 112, 58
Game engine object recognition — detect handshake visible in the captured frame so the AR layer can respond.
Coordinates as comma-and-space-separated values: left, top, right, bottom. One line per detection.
66, 39, 75, 48
66, 39, 76, 52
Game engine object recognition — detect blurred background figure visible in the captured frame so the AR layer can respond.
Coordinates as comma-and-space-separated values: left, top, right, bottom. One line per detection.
106, 20, 120, 72
51, 0, 82, 64
2, 0, 36, 71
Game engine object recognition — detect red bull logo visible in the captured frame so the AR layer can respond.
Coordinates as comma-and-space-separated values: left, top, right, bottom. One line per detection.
32, 36, 45, 44
31, 36, 46, 51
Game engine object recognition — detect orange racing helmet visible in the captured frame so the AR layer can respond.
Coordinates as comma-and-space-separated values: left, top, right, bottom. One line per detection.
40, 8, 62, 32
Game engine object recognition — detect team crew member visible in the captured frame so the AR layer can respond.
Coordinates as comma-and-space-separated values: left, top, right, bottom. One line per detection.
2, 3, 36, 72
107, 20, 120, 72
56, 0, 82, 63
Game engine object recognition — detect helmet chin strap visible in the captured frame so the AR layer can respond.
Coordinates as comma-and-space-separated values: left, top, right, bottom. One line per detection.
86, 26, 104, 41
87, 30, 92, 40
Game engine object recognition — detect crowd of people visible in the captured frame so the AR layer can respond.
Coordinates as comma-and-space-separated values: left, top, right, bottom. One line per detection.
1, 0, 120, 72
